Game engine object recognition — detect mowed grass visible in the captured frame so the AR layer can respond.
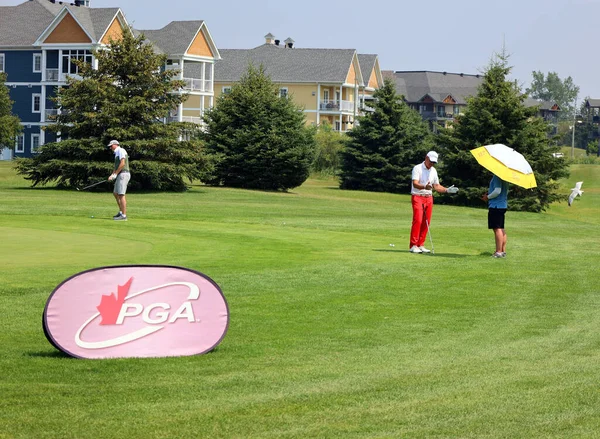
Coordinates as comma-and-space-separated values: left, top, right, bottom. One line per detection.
0, 162, 599, 439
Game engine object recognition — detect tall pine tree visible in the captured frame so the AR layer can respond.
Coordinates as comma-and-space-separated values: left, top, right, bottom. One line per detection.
437, 53, 569, 212
202, 65, 315, 191
16, 31, 205, 191
339, 79, 435, 193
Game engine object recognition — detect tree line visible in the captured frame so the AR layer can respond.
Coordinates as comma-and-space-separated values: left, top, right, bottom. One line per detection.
5, 32, 574, 212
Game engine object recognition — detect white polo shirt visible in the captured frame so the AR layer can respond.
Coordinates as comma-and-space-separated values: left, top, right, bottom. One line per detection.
411, 162, 439, 196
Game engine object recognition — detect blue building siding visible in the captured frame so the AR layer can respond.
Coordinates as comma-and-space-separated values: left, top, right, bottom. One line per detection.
9, 85, 42, 122
3, 51, 41, 83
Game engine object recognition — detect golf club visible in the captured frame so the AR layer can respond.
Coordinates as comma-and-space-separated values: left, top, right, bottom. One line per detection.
425, 218, 435, 255
422, 203, 435, 255
77, 180, 107, 191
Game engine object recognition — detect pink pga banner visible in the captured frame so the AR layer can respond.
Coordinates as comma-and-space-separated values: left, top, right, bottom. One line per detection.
43, 265, 229, 359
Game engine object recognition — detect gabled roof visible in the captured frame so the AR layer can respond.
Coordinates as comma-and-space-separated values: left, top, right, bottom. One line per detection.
358, 54, 382, 89
136, 21, 220, 59
386, 70, 483, 104
215, 44, 361, 84
585, 98, 600, 108
523, 98, 560, 111
0, 0, 120, 46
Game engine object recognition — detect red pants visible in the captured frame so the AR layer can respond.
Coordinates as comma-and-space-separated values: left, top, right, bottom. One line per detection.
410, 195, 433, 248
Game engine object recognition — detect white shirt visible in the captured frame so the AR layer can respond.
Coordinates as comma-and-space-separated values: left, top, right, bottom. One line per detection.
411, 162, 439, 195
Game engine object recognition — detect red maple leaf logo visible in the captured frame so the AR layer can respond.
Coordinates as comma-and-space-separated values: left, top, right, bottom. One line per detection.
96, 277, 133, 325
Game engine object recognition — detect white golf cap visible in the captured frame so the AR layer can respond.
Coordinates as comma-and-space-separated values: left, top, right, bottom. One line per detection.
107, 140, 119, 146
426, 151, 438, 163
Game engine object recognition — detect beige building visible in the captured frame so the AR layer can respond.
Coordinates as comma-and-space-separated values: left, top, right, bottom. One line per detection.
214, 34, 383, 132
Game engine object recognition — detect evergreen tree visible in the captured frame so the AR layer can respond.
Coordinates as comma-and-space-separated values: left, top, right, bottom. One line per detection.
437, 53, 569, 212
0, 72, 22, 150
339, 79, 435, 193
312, 122, 346, 175
202, 65, 315, 191
15, 31, 204, 191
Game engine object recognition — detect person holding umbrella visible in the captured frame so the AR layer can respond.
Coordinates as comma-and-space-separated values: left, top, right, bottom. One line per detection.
470, 144, 537, 258
482, 175, 509, 258
409, 151, 458, 253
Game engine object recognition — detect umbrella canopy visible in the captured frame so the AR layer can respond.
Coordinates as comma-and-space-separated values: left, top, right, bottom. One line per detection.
470, 144, 537, 189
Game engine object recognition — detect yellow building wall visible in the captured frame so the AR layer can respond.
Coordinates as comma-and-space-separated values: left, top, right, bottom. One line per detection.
368, 69, 379, 89
44, 13, 91, 43
345, 63, 357, 86
183, 95, 201, 115
100, 18, 124, 44
188, 29, 214, 57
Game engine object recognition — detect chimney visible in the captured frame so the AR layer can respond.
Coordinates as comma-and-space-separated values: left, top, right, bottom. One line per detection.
274, 39, 280, 46
284, 37, 294, 49
264, 33, 276, 45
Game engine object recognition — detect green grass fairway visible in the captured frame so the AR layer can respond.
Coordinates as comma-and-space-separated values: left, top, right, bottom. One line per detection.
1, 162, 599, 438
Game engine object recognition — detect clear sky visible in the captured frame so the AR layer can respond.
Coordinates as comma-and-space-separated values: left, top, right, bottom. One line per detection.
4, 0, 599, 101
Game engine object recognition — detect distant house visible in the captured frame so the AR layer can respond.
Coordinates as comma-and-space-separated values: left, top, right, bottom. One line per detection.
135, 21, 220, 126
357, 54, 384, 112
384, 70, 560, 133
214, 34, 383, 132
0, 0, 219, 160
583, 99, 600, 152
0, 0, 128, 159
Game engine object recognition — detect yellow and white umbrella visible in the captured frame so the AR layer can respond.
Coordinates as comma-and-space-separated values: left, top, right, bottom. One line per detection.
470, 144, 537, 189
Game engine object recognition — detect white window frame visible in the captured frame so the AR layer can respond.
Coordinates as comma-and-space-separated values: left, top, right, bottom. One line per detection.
32, 93, 41, 113
33, 53, 42, 73
31, 134, 40, 153
222, 86, 232, 95
0, 53, 4, 73
323, 90, 329, 101
15, 135, 24, 153
61, 49, 93, 76
31, 134, 42, 154
279, 87, 288, 99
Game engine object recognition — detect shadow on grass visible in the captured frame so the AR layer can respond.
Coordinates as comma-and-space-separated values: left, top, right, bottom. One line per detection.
27, 350, 72, 359
372, 249, 469, 258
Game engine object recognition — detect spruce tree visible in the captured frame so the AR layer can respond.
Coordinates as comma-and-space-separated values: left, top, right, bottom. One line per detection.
0, 73, 22, 150
437, 53, 569, 212
202, 65, 315, 191
16, 31, 204, 191
339, 79, 435, 193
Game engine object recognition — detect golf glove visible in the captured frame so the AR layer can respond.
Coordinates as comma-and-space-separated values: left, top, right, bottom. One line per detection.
447, 186, 459, 194
109, 173, 117, 181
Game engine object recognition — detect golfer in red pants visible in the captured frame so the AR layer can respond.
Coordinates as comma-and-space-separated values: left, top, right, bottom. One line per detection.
409, 151, 458, 253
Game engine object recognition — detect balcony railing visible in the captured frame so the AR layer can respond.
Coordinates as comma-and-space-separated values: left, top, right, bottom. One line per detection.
45, 69, 59, 81
183, 78, 213, 92
319, 99, 354, 112
167, 116, 203, 124
44, 109, 58, 121
421, 111, 455, 120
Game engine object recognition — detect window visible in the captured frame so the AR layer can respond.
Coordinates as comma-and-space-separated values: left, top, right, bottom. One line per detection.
32, 94, 41, 113
15, 135, 24, 153
33, 54, 42, 73
453, 105, 460, 115
222, 86, 232, 95
335, 91, 340, 103
0, 53, 4, 72
61, 50, 92, 76
335, 121, 341, 131
31, 134, 40, 153
279, 88, 288, 98
323, 90, 329, 101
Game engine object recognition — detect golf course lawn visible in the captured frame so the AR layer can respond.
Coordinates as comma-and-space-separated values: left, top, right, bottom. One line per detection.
0, 161, 599, 438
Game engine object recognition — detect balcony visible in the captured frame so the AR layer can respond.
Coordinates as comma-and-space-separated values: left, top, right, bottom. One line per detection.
183, 78, 213, 93
421, 111, 455, 120
167, 116, 203, 124
45, 69, 60, 81
319, 99, 354, 112
44, 109, 58, 122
